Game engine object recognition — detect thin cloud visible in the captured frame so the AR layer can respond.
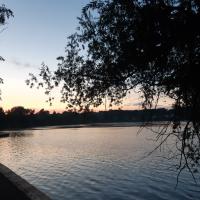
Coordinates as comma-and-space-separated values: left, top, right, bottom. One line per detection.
10, 58, 36, 68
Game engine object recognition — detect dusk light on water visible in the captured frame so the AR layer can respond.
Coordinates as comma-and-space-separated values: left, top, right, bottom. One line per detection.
0, 1, 200, 199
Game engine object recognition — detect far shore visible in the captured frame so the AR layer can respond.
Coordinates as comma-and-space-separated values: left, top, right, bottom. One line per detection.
0, 121, 173, 137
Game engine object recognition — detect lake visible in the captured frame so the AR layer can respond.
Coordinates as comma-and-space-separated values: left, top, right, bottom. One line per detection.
0, 124, 199, 200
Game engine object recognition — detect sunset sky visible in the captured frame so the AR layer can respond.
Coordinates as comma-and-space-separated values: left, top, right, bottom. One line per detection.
0, 0, 171, 112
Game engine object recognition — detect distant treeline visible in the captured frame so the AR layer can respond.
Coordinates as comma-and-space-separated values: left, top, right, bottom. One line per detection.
0, 106, 189, 130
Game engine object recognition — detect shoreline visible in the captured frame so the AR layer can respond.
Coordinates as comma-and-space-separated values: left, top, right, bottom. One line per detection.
0, 121, 171, 134
0, 164, 51, 200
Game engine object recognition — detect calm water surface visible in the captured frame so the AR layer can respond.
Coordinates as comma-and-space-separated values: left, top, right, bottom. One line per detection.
0, 125, 200, 200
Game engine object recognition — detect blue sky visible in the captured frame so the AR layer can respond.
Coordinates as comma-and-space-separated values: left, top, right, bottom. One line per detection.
0, 0, 171, 112
0, 0, 92, 111
1, 0, 90, 66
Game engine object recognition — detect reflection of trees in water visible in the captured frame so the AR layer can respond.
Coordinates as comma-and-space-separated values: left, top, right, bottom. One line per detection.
9, 131, 33, 137
0, 130, 34, 166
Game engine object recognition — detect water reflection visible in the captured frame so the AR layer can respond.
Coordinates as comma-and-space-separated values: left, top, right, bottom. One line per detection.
0, 130, 33, 138
9, 131, 33, 137
0, 126, 200, 200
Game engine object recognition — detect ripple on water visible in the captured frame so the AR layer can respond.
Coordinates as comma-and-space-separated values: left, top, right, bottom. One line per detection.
0, 126, 200, 200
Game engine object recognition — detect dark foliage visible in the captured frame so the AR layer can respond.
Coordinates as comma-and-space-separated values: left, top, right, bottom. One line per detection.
0, 4, 13, 98
0, 4, 13, 60
0, 106, 185, 130
27, 0, 200, 177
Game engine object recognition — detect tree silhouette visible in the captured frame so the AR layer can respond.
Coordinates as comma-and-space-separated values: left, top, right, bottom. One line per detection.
0, 4, 13, 98
0, 106, 179, 130
28, 0, 200, 178
0, 107, 5, 128
0, 4, 13, 60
